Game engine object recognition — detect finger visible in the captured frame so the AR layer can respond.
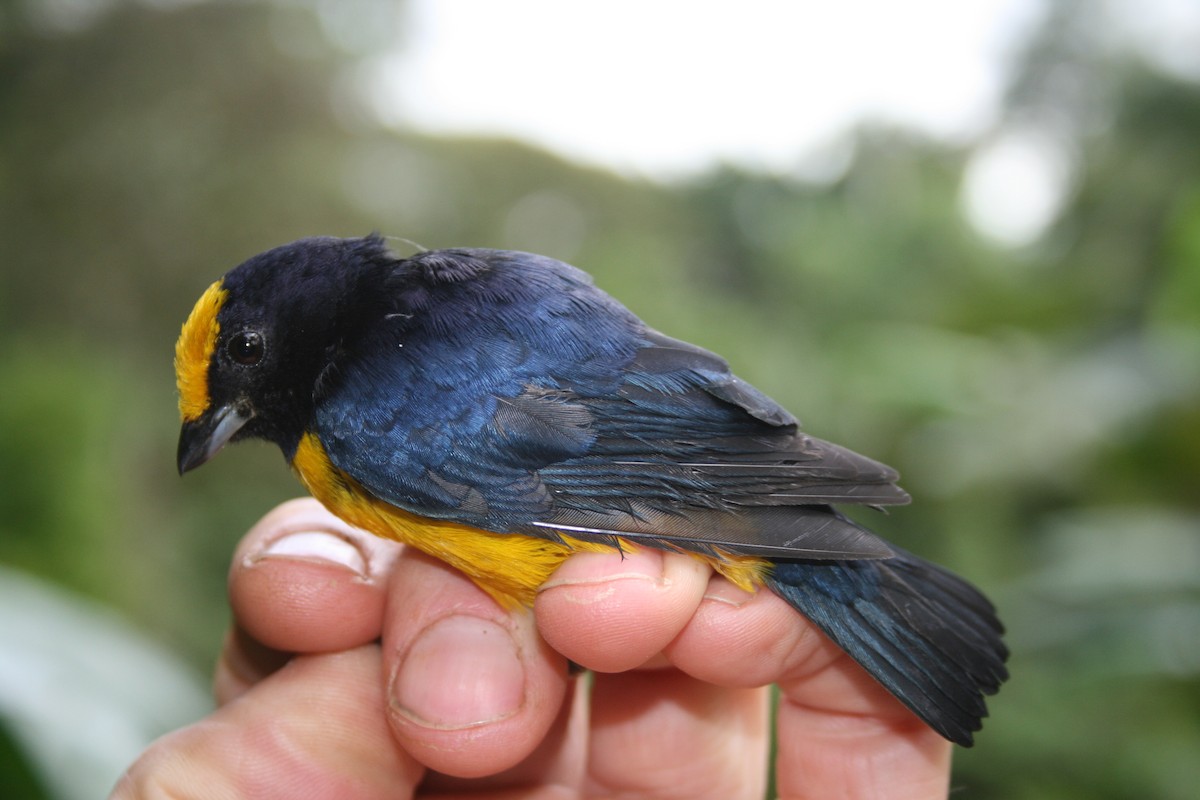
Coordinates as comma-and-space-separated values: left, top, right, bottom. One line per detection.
662, 575, 820, 688
421, 676, 591, 798
537, 552, 771, 800
382, 550, 573, 780
213, 624, 290, 705
585, 670, 771, 800
112, 646, 425, 800
665, 575, 952, 798
534, 547, 712, 672
774, 684, 951, 800
228, 498, 402, 655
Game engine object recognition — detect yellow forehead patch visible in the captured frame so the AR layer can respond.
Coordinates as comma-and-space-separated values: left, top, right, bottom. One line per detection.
175, 280, 228, 422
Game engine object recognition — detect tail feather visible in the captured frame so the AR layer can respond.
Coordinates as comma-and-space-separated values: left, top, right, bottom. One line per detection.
765, 547, 1008, 746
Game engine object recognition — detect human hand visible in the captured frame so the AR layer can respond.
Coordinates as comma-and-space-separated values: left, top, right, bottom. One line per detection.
112, 498, 951, 799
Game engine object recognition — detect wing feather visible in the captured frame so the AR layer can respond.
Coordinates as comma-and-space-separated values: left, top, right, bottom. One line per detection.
522, 503, 894, 559
318, 250, 909, 562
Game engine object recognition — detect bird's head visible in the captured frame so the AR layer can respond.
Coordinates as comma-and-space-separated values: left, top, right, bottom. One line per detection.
174, 235, 394, 474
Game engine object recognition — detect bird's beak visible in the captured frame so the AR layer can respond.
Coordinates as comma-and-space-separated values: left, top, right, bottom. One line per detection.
177, 403, 251, 475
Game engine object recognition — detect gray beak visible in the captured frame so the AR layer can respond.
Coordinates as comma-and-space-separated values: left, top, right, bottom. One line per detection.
177, 403, 251, 475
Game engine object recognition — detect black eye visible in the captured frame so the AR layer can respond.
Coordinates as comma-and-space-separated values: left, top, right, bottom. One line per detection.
228, 330, 265, 366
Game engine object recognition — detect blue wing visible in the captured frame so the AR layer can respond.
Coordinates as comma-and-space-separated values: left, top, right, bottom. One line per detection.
315, 249, 906, 560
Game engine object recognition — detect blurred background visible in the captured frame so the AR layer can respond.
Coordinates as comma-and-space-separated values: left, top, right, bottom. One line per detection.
1, 0, 1198, 797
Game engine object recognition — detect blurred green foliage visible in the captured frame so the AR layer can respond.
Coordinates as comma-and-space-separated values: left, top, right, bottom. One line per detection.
1, 0, 1198, 797
0, 722, 49, 800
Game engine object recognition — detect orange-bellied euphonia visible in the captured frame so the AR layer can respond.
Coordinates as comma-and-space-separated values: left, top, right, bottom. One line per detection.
175, 235, 1007, 745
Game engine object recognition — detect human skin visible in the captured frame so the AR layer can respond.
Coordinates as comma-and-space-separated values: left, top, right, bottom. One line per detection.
112, 498, 951, 799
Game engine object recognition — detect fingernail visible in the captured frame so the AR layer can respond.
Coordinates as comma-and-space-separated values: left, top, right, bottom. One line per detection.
703, 575, 757, 608
251, 530, 367, 576
390, 615, 525, 730
538, 548, 664, 599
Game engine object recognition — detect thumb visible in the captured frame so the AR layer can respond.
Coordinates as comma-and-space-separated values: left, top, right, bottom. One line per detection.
111, 646, 424, 799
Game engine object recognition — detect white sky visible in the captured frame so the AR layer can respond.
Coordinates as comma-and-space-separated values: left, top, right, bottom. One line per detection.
367, 0, 1044, 180
352, 0, 1200, 246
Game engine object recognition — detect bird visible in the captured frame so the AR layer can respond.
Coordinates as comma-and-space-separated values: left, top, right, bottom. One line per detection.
175, 234, 1007, 746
